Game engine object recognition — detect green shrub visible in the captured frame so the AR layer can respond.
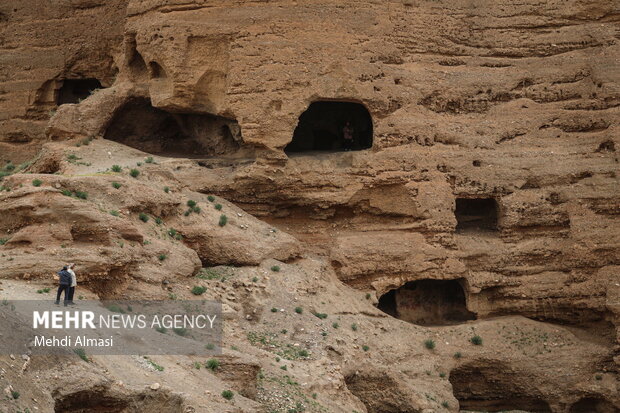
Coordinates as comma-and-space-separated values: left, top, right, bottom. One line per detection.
164, 186, 170, 193
294, 307, 303, 314
73, 348, 89, 362
424, 339, 436, 350
312, 312, 327, 319
145, 156, 154, 164
454, 352, 462, 359
167, 228, 177, 237
112, 182, 121, 189
111, 165, 122, 172
365, 293, 371, 299
110, 210, 120, 217
184, 210, 191, 217
252, 276, 258, 282
136, 162, 142, 166
173, 327, 187, 337
280, 365, 287, 371
351, 323, 358, 331
158, 254, 167, 261
441, 401, 449, 408
271, 265, 280, 272
61, 189, 72, 196
129, 169, 140, 178
67, 154, 79, 161
32, 179, 42, 187
192, 286, 207, 295
221, 390, 233, 400
74, 191, 88, 200
11, 390, 19, 400
155, 217, 163, 225
155, 326, 167, 334
271, 307, 278, 312
362, 345, 369, 352
205, 343, 215, 350
299, 349, 309, 357
146, 358, 164, 371
139, 213, 149, 222
193, 361, 201, 369
218, 215, 227, 227
0, 238, 9, 246
206, 358, 220, 371
4, 163, 15, 171
332, 322, 339, 329
187, 200, 197, 208
214, 203, 222, 210
470, 335, 483, 345
595, 374, 603, 380
193, 206, 201, 213
439, 372, 446, 378
207, 195, 215, 202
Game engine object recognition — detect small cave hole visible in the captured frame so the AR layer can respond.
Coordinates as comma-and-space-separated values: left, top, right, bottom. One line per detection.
285, 101, 373, 153
56, 79, 102, 105
376, 279, 476, 326
103, 98, 242, 158
596, 140, 615, 152
455, 197, 499, 231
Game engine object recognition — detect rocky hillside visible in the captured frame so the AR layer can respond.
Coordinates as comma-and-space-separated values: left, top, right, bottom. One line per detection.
0, 0, 618, 412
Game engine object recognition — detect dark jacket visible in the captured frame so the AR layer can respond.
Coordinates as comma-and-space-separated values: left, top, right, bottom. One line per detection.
57, 270, 72, 286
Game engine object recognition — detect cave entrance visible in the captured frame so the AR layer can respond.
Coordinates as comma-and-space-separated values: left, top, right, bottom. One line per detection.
103, 98, 242, 158
455, 197, 499, 231
376, 279, 476, 326
56, 79, 102, 105
450, 364, 552, 413
285, 101, 373, 153
569, 397, 616, 413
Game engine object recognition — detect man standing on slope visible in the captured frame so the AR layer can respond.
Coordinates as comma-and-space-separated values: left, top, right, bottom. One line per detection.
55, 266, 72, 306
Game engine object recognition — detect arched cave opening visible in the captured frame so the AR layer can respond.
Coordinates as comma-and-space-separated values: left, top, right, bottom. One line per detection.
376, 279, 476, 326
450, 364, 552, 413
56, 79, 102, 105
54, 389, 129, 413
455, 197, 499, 231
149, 61, 167, 79
569, 397, 616, 413
285, 101, 373, 153
103, 98, 242, 158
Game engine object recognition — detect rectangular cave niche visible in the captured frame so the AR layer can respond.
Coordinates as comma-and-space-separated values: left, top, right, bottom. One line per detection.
455, 197, 499, 232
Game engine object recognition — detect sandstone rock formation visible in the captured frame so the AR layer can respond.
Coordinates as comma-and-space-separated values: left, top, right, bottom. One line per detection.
0, 0, 619, 412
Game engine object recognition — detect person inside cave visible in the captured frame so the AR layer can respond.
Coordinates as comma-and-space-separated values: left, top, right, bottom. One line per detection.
343, 121, 354, 151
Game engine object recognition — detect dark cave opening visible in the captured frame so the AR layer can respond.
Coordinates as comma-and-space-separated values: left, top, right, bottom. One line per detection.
54, 389, 129, 413
56, 79, 102, 105
450, 364, 552, 413
149, 61, 167, 79
103, 98, 242, 158
376, 279, 476, 326
455, 197, 499, 231
285, 101, 373, 153
569, 397, 616, 413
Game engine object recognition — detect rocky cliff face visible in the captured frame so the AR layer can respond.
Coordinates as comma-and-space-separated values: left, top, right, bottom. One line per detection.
0, 1, 619, 412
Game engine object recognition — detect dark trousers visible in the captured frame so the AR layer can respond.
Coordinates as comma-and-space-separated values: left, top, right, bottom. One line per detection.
68, 287, 75, 303
56, 284, 70, 304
